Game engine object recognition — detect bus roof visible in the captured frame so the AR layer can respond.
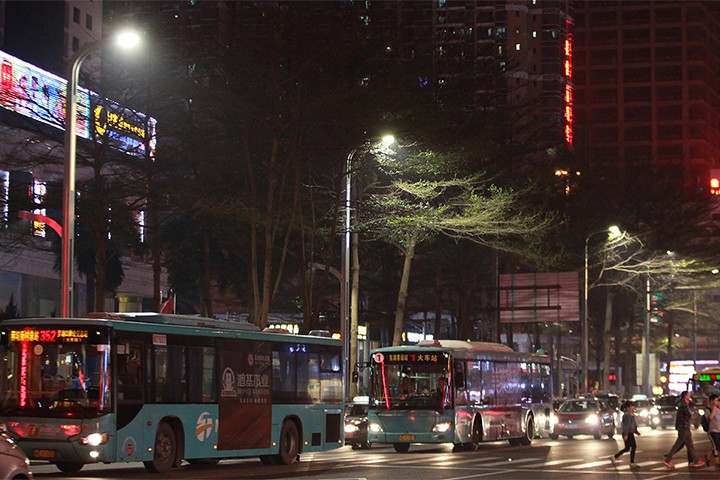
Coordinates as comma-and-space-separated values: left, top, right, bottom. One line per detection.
0, 313, 341, 345
370, 340, 548, 362
417, 339, 513, 352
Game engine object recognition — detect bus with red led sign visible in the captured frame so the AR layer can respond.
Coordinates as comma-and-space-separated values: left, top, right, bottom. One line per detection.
688, 367, 720, 421
0, 313, 343, 474
365, 340, 553, 452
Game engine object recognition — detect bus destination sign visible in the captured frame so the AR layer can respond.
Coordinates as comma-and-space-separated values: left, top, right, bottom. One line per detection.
9, 328, 90, 343
698, 374, 720, 382
384, 353, 442, 364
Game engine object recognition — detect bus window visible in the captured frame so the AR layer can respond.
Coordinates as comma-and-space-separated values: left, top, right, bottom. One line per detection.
272, 347, 297, 403
117, 342, 143, 402
189, 346, 215, 403
320, 351, 342, 403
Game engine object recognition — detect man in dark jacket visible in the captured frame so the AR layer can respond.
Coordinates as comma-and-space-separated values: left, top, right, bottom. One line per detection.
663, 391, 706, 468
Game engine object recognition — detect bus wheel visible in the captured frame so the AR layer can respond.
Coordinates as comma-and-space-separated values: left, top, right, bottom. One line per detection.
520, 416, 534, 445
259, 455, 277, 465
393, 443, 410, 453
55, 461, 84, 473
144, 422, 177, 473
275, 420, 300, 465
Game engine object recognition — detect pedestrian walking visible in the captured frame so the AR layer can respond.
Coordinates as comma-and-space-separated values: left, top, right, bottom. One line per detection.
610, 400, 641, 469
703, 393, 720, 468
662, 391, 706, 468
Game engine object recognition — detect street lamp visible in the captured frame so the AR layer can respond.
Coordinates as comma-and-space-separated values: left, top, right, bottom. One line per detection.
582, 225, 622, 393
61, 30, 141, 317
341, 134, 395, 400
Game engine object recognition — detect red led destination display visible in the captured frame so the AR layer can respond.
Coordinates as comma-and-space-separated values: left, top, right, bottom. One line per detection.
9, 328, 90, 343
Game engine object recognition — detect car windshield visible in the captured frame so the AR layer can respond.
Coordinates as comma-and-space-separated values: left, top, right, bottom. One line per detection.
559, 400, 597, 413
635, 400, 652, 408
656, 396, 678, 407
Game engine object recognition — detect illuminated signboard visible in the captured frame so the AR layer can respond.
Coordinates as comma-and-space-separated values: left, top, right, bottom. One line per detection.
380, 352, 445, 364
564, 31, 573, 145
0, 50, 156, 159
7, 328, 104, 344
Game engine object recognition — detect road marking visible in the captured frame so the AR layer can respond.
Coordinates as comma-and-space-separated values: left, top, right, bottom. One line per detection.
476, 457, 542, 467
442, 469, 516, 480
565, 459, 616, 469
542, 458, 582, 466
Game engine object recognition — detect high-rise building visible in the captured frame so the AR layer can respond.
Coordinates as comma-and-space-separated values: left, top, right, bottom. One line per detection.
574, 1, 720, 194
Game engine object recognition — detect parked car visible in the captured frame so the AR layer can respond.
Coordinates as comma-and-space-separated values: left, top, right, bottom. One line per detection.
650, 394, 679, 429
345, 396, 371, 449
633, 398, 655, 426
550, 397, 616, 440
0, 430, 32, 480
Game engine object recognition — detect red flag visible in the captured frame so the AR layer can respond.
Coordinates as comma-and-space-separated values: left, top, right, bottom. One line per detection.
160, 292, 174, 314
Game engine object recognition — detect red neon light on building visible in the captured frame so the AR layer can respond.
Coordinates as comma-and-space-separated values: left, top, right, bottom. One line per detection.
20, 341, 28, 407
564, 36, 573, 145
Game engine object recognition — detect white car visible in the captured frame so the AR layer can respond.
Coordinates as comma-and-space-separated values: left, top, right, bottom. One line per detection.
0, 431, 32, 480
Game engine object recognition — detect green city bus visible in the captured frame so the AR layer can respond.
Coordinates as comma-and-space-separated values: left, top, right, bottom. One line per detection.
367, 340, 553, 452
0, 313, 343, 473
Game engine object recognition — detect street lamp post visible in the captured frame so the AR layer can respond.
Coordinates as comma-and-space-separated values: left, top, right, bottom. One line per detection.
341, 135, 394, 400
582, 225, 621, 393
61, 31, 140, 317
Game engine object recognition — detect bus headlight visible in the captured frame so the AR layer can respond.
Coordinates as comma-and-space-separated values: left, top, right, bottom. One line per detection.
433, 422, 453, 433
585, 414, 599, 425
79, 432, 108, 446
368, 422, 383, 433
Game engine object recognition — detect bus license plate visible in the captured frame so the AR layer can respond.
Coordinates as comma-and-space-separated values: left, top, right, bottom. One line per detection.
34, 449, 57, 459
399, 434, 415, 441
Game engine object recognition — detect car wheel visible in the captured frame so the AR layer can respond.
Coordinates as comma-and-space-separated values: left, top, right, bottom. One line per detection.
549, 433, 559, 440
566, 435, 573, 439
362, 441, 372, 449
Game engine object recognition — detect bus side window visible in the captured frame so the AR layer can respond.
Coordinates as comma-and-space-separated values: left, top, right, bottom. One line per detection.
117, 343, 143, 402
189, 346, 215, 403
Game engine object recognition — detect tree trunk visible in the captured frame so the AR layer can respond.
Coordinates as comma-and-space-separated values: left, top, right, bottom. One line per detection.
392, 238, 416, 346
434, 255, 442, 339
601, 290, 615, 391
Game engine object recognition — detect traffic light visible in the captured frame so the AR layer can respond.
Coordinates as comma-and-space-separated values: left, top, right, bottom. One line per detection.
711, 169, 720, 195
608, 373, 617, 382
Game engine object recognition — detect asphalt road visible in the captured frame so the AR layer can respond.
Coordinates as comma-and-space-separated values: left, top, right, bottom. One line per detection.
29, 426, 720, 480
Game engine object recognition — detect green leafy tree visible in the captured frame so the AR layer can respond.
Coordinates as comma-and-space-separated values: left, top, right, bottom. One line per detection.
359, 145, 555, 345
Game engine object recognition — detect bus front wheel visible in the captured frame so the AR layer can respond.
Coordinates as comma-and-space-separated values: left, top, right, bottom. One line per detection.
54, 461, 84, 473
144, 422, 177, 473
275, 420, 300, 465
393, 443, 410, 453
519, 416, 534, 445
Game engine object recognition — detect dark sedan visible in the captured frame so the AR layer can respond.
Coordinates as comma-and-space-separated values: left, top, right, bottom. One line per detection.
550, 397, 616, 440
650, 394, 678, 429
345, 397, 371, 449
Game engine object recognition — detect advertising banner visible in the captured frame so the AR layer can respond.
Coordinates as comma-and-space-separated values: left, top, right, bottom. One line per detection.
0, 50, 156, 160
218, 340, 272, 450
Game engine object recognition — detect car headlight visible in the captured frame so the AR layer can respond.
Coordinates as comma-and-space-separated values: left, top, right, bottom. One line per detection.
650, 407, 659, 415
433, 422, 453, 433
79, 432, 108, 446
550, 414, 558, 426
640, 409, 649, 417
344, 423, 359, 434
368, 422, 383, 433
585, 414, 599, 425
698, 409, 706, 417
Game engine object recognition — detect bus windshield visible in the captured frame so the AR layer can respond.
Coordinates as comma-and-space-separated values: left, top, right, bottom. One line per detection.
0, 327, 111, 418
371, 356, 451, 410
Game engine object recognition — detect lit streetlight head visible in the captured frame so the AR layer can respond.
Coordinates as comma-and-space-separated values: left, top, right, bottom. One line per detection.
608, 225, 622, 240
381, 134, 395, 147
114, 30, 141, 50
